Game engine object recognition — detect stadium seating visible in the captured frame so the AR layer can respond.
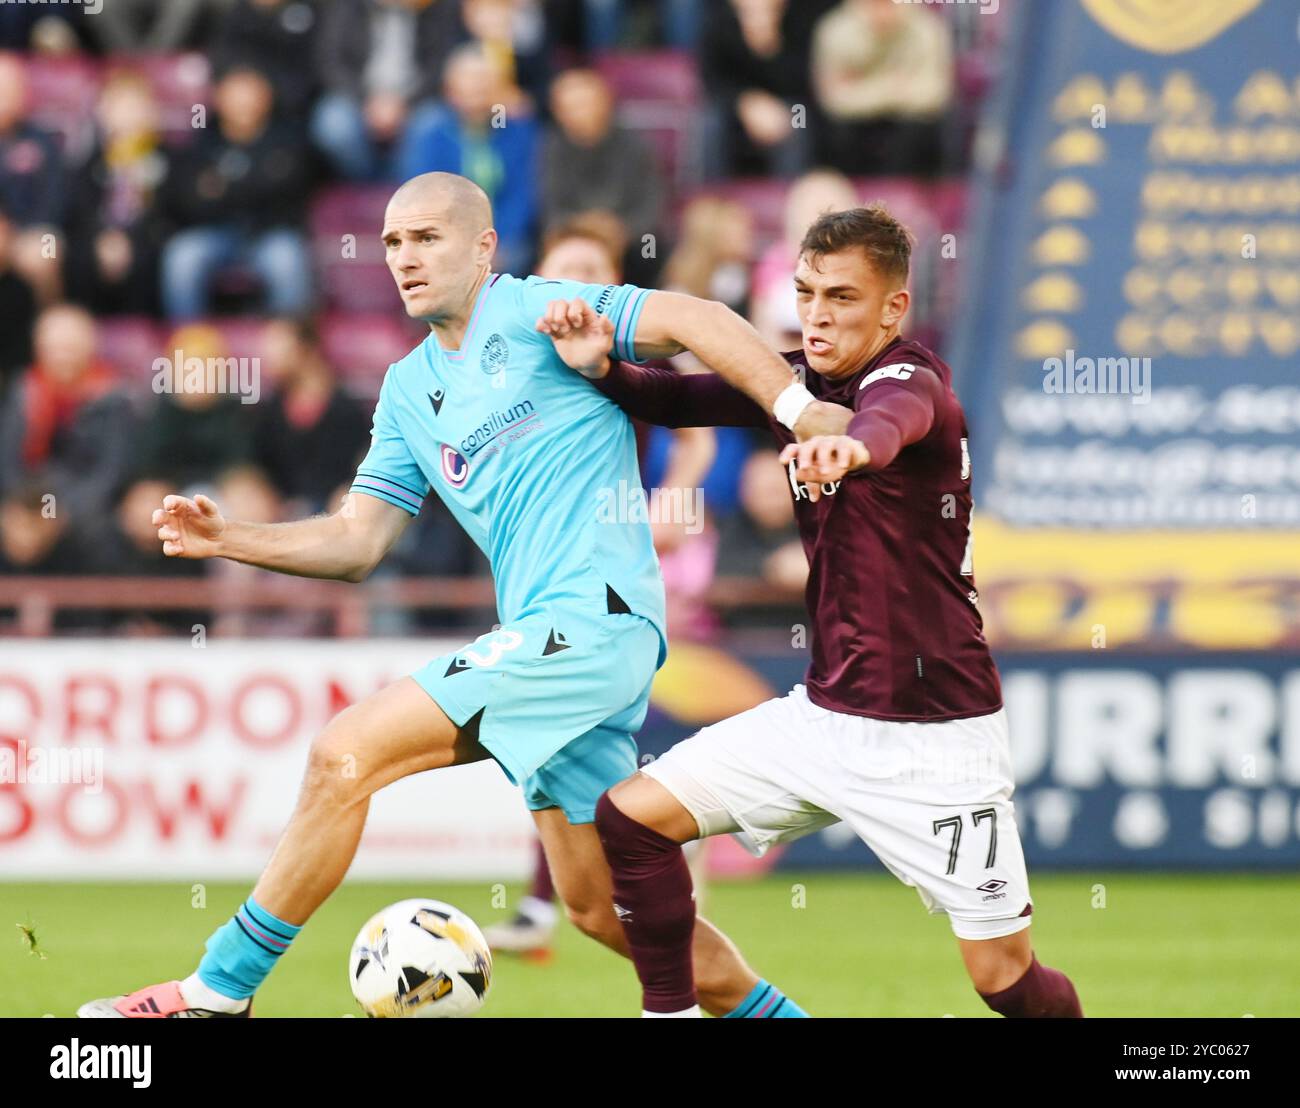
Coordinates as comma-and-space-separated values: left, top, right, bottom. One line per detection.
23, 54, 99, 155
594, 49, 700, 104
95, 312, 417, 399
20, 52, 213, 149
126, 52, 213, 140
594, 50, 702, 194
320, 312, 424, 396
97, 316, 163, 380
311, 185, 399, 313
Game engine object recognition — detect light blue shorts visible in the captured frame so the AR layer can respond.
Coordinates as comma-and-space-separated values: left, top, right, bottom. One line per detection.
410, 606, 660, 823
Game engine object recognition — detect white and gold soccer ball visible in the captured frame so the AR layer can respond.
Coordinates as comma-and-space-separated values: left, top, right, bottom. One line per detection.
349, 899, 493, 1018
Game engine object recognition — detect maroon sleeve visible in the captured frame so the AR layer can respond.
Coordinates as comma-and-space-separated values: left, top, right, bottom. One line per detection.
593, 359, 769, 429
847, 365, 942, 470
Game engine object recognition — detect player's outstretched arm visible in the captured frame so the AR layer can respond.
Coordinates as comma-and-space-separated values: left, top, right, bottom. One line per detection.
780, 380, 939, 500
631, 290, 851, 440
537, 296, 769, 428
152, 491, 412, 582
778, 437, 870, 502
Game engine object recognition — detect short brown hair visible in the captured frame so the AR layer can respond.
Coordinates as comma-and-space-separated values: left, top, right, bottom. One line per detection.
799, 205, 913, 286
541, 215, 624, 271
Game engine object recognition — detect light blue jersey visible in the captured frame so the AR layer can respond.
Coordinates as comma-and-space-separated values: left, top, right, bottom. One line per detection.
348, 272, 667, 821
352, 272, 666, 646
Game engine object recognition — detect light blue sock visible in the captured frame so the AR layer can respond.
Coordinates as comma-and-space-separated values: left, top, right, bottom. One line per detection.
724, 978, 809, 1018
197, 897, 302, 1000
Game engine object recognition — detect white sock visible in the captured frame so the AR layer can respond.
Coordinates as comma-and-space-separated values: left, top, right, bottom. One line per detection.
642, 1006, 702, 1018
518, 897, 558, 928
179, 973, 250, 1014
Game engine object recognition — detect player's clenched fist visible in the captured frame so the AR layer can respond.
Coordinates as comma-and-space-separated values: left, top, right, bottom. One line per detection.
535, 297, 614, 378
779, 436, 870, 502
152, 493, 226, 558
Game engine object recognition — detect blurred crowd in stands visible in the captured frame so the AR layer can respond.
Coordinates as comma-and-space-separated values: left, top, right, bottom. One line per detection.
0, 0, 1006, 634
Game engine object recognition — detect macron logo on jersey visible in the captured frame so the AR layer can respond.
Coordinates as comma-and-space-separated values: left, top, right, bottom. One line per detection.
859, 363, 917, 389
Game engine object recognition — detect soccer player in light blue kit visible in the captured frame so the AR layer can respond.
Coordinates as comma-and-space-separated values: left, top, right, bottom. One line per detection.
79, 173, 847, 1018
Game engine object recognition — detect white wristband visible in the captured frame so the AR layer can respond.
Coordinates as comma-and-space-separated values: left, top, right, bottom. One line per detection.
773, 382, 816, 431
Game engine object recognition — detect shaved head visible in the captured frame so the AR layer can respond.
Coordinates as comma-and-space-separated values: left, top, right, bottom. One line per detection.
387, 172, 492, 236
382, 172, 498, 337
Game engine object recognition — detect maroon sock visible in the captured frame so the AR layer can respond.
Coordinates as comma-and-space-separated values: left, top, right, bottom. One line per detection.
980, 956, 1083, 1018
528, 839, 555, 903
594, 791, 697, 1013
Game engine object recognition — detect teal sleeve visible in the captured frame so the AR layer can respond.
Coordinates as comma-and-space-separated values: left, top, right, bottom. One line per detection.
349, 373, 428, 515
517, 276, 652, 364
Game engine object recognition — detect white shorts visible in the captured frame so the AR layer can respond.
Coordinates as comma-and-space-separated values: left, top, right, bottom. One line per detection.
640, 685, 1033, 941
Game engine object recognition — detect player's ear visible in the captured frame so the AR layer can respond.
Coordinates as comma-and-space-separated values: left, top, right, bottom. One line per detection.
882, 287, 909, 329
476, 227, 498, 267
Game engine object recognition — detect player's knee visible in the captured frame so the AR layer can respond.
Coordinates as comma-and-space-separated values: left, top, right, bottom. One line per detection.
976, 954, 1083, 1018
973, 963, 1020, 997
968, 943, 1033, 996
593, 791, 626, 857
302, 719, 370, 807
594, 789, 669, 864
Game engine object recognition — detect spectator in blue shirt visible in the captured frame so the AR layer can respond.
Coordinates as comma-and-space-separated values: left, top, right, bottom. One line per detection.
396, 43, 539, 274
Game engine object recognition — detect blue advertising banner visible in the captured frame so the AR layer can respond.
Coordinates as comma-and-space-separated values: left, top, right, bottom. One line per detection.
950, 0, 1300, 529
638, 650, 1300, 869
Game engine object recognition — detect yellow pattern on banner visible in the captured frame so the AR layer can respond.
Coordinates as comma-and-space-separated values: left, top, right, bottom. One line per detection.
1080, 0, 1263, 55
973, 518, 1300, 649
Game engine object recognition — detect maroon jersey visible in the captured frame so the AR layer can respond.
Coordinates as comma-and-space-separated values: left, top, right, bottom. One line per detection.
595, 338, 1003, 722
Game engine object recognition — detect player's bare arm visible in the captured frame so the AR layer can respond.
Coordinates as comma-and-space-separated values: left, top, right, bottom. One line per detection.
536, 293, 852, 440
152, 491, 412, 582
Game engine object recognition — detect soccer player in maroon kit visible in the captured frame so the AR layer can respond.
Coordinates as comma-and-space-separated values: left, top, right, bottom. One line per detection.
544, 206, 1083, 1017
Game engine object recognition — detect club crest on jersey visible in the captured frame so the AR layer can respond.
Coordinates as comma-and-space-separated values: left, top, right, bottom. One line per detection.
441, 444, 470, 488
480, 333, 508, 375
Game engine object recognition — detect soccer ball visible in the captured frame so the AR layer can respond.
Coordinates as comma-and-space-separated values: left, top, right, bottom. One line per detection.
348, 898, 493, 1018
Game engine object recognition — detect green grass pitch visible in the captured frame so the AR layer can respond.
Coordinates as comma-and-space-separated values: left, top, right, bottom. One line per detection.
2, 873, 1296, 1017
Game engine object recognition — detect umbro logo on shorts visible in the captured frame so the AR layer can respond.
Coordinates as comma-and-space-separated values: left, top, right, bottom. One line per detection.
977, 879, 1006, 893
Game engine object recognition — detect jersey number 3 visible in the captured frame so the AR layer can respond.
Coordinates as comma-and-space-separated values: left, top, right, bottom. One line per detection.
464, 629, 524, 668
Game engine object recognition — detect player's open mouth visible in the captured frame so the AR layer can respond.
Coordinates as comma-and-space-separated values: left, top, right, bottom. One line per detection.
402, 280, 428, 293
806, 336, 832, 354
